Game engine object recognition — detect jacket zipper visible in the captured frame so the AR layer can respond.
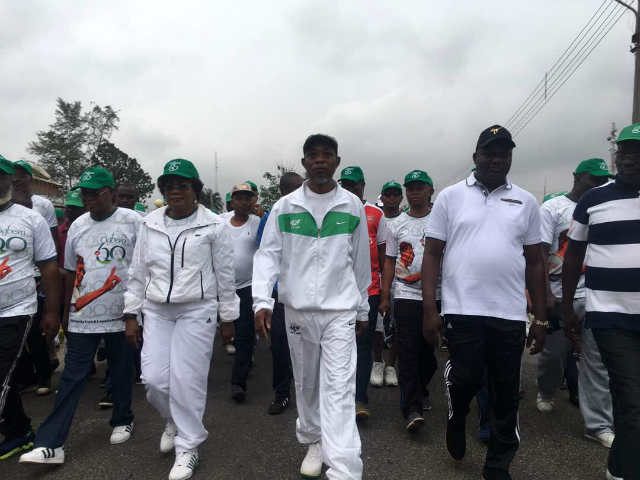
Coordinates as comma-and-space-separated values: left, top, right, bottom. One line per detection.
200, 271, 204, 299
181, 238, 187, 268
166, 236, 176, 303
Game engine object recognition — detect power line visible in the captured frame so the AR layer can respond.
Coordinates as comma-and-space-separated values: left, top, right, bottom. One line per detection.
507, 1, 627, 135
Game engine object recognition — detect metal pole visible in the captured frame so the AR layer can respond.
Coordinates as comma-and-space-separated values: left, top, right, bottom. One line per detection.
614, 0, 640, 122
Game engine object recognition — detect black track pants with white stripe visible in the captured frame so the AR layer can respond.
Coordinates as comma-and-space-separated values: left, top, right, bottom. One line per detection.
443, 315, 525, 478
0, 315, 33, 438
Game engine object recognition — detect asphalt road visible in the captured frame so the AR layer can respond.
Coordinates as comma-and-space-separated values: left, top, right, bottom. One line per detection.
4, 337, 608, 480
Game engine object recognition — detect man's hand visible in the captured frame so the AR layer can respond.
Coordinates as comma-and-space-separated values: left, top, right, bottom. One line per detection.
254, 309, 272, 339
41, 311, 60, 337
527, 323, 546, 355
124, 317, 140, 349
378, 298, 390, 316
355, 320, 368, 337
220, 321, 235, 344
422, 307, 442, 346
562, 304, 582, 353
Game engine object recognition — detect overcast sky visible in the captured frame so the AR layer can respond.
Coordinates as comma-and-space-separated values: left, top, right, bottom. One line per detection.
0, 0, 636, 201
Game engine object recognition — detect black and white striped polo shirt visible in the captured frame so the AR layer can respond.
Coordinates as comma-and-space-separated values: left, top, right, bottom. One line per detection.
568, 178, 640, 331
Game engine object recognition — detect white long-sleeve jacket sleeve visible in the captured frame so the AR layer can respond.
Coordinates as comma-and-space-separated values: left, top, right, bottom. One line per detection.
123, 223, 149, 318
252, 207, 282, 313
352, 204, 372, 322
212, 224, 240, 322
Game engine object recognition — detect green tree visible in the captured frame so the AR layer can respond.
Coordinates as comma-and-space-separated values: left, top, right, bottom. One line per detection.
28, 98, 119, 189
259, 164, 298, 211
199, 187, 224, 213
94, 141, 154, 200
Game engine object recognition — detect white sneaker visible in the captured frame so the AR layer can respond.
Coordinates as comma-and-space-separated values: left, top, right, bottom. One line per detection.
384, 365, 398, 386
160, 421, 177, 453
110, 422, 134, 444
606, 468, 623, 480
19, 446, 65, 464
536, 394, 554, 413
225, 343, 236, 355
370, 362, 384, 387
585, 431, 614, 449
300, 442, 322, 478
169, 449, 199, 480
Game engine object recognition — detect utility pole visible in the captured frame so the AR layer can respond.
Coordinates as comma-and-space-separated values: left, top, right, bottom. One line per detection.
607, 122, 619, 174
214, 151, 219, 194
614, 0, 640, 122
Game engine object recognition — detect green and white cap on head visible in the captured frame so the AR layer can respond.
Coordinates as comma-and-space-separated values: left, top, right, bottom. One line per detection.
13, 160, 33, 176
616, 122, 640, 143
159, 158, 200, 181
64, 188, 84, 207
134, 202, 146, 213
403, 170, 433, 187
381, 181, 402, 193
77, 166, 115, 190
244, 180, 258, 193
574, 158, 612, 177
339, 166, 365, 183
0, 155, 16, 175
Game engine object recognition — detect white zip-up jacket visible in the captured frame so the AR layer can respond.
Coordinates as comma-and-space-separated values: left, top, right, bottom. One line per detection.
252, 182, 371, 321
123, 204, 239, 322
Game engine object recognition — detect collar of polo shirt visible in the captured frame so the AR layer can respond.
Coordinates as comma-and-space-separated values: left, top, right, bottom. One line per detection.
465, 172, 512, 191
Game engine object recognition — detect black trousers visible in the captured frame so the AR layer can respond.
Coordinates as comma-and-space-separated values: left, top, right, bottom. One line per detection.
593, 328, 640, 480
355, 295, 380, 404
231, 286, 255, 390
0, 316, 33, 439
270, 301, 292, 400
444, 315, 525, 479
395, 299, 437, 418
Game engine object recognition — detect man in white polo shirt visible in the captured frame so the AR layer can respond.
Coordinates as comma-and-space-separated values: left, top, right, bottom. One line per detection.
422, 125, 547, 480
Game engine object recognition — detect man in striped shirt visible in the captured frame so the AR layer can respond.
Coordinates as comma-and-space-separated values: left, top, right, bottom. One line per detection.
562, 122, 640, 480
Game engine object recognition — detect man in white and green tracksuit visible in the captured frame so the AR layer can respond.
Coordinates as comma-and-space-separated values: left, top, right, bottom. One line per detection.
253, 134, 371, 480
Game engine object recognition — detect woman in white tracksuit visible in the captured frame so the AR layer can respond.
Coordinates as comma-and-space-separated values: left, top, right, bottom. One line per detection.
253, 134, 371, 480
123, 159, 238, 480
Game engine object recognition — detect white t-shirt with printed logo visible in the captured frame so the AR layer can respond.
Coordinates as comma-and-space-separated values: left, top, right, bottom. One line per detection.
0, 204, 57, 317
385, 212, 430, 301
225, 214, 261, 289
540, 194, 585, 300
64, 208, 142, 333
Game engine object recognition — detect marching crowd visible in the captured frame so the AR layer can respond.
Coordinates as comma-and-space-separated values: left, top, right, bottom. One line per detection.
0, 123, 638, 480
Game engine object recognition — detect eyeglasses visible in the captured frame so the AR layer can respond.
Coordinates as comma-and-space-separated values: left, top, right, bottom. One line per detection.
80, 188, 106, 199
164, 182, 192, 191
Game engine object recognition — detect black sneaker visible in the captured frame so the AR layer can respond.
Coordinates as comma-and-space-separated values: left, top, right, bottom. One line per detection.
0, 430, 35, 460
446, 418, 466, 460
98, 393, 113, 409
231, 384, 246, 403
267, 397, 289, 415
406, 412, 424, 433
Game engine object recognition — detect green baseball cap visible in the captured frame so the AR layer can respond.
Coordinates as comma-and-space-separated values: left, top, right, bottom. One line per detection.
404, 169, 433, 187
617, 122, 640, 143
543, 191, 567, 203
77, 166, 115, 190
0, 155, 15, 175
134, 201, 146, 213
159, 158, 200, 181
55, 207, 64, 219
339, 166, 365, 183
245, 180, 258, 192
64, 188, 84, 207
381, 181, 403, 193
14, 160, 33, 176
574, 158, 612, 177
225, 192, 232, 202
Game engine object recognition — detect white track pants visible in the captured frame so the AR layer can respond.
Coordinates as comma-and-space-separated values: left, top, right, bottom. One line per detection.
141, 300, 217, 451
285, 307, 362, 480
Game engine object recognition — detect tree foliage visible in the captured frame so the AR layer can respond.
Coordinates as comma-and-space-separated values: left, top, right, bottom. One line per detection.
28, 98, 119, 189
200, 187, 224, 213
259, 164, 299, 211
94, 141, 154, 200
